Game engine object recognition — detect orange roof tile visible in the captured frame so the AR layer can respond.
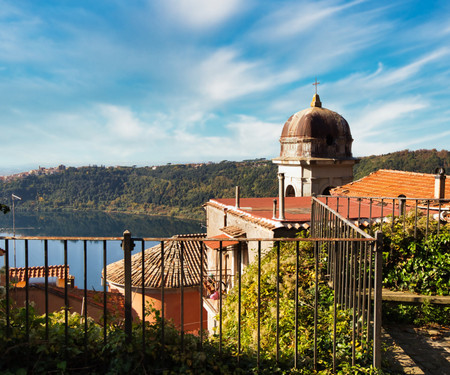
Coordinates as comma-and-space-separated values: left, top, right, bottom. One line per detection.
106, 234, 207, 289
9, 265, 70, 282
332, 169, 450, 199
207, 196, 393, 228
205, 234, 239, 250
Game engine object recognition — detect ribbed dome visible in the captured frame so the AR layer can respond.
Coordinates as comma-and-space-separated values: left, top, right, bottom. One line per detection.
279, 94, 353, 159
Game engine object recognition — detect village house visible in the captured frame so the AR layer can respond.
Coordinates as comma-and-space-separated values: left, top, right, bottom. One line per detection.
105, 233, 208, 332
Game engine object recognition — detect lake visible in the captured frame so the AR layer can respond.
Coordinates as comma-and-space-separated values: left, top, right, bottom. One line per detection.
0, 210, 204, 290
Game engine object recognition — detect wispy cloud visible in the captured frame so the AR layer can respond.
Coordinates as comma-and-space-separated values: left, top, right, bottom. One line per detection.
253, 0, 366, 40
193, 48, 296, 103
160, 0, 245, 30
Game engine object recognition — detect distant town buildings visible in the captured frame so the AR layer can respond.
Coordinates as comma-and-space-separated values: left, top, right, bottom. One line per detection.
0, 165, 66, 182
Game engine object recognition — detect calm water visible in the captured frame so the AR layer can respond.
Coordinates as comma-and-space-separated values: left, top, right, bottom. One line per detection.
0, 210, 203, 290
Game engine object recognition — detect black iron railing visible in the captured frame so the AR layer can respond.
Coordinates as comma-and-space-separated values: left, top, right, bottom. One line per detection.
1, 236, 383, 372
320, 195, 450, 238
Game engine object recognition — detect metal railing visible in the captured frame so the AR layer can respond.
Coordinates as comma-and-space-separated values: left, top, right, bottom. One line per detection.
321, 195, 450, 239
311, 197, 382, 370
1, 206, 383, 372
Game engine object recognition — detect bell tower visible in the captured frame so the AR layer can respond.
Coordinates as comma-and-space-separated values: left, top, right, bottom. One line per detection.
272, 90, 358, 196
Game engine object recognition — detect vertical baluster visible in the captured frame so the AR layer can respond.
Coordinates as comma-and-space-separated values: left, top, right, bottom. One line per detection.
313, 241, 319, 371
237, 241, 242, 363
64, 240, 69, 351
219, 241, 223, 355
83, 240, 88, 358
160, 241, 165, 358
294, 241, 299, 369
141, 240, 146, 353
257, 241, 261, 370
44, 240, 49, 340
276, 241, 280, 365
102, 240, 107, 345
180, 241, 184, 351
25, 240, 29, 342
199, 240, 204, 348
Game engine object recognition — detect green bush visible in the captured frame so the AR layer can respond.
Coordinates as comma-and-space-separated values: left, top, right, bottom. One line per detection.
220, 241, 375, 373
373, 214, 450, 325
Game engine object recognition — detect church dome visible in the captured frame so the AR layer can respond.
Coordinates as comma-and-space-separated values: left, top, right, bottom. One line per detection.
279, 94, 353, 159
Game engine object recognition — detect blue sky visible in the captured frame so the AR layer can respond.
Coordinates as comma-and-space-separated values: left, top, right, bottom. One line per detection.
0, 0, 449, 174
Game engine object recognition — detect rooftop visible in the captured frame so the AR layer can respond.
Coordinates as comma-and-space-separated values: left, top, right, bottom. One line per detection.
331, 169, 450, 199
207, 196, 393, 229
106, 233, 207, 289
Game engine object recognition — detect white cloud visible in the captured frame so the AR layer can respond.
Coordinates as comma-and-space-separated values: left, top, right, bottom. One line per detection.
352, 98, 427, 138
256, 0, 365, 39
98, 104, 146, 140
167, 115, 280, 161
194, 48, 296, 103
161, 0, 244, 30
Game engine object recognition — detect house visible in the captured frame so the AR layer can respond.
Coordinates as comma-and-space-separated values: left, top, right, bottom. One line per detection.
105, 233, 208, 332
4, 265, 124, 324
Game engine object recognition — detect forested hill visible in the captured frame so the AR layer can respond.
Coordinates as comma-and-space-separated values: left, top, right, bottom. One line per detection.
2, 149, 448, 220
353, 149, 450, 180
0, 160, 278, 220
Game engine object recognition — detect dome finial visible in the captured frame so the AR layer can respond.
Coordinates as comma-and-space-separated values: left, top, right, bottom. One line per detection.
311, 77, 322, 107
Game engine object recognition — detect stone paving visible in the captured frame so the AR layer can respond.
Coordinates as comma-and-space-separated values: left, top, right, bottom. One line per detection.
383, 324, 450, 374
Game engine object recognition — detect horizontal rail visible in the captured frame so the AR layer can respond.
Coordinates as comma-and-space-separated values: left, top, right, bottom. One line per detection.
313, 196, 375, 239
325, 195, 450, 203
0, 236, 123, 241
0, 235, 376, 243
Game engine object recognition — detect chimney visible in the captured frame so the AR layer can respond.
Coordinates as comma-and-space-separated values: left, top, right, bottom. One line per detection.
223, 208, 228, 227
278, 173, 285, 220
272, 199, 277, 219
434, 168, 446, 199
235, 186, 240, 208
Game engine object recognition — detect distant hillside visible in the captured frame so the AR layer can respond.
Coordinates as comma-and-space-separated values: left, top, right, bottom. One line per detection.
353, 149, 450, 180
0, 160, 278, 220
2, 150, 448, 220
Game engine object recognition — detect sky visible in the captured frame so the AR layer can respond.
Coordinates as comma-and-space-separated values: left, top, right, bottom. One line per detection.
0, 0, 449, 174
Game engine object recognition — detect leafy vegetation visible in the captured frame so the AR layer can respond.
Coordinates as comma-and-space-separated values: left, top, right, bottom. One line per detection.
0, 160, 277, 220
220, 240, 377, 373
354, 149, 450, 180
0, 303, 246, 374
0, 299, 386, 374
372, 213, 450, 325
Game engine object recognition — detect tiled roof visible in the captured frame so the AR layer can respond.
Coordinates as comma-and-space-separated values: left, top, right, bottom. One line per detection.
9, 265, 70, 282
207, 196, 392, 228
331, 169, 450, 199
106, 234, 207, 289
205, 234, 239, 250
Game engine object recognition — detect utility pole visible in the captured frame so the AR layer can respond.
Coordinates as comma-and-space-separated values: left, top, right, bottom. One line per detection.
12, 194, 21, 268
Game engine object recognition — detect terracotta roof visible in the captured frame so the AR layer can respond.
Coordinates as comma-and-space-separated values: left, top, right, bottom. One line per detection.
205, 234, 239, 250
332, 169, 450, 199
9, 265, 70, 282
207, 196, 393, 229
106, 234, 207, 289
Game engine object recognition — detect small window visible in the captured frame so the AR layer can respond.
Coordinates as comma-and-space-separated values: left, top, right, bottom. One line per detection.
326, 135, 334, 146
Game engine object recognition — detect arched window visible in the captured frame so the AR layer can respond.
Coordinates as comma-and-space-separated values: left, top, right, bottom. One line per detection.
285, 185, 296, 197
322, 186, 334, 195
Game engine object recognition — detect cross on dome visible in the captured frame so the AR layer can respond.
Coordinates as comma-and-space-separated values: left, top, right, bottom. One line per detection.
312, 77, 320, 95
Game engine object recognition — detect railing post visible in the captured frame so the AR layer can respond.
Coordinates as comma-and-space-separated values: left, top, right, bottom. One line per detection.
123, 230, 133, 342
373, 231, 383, 369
